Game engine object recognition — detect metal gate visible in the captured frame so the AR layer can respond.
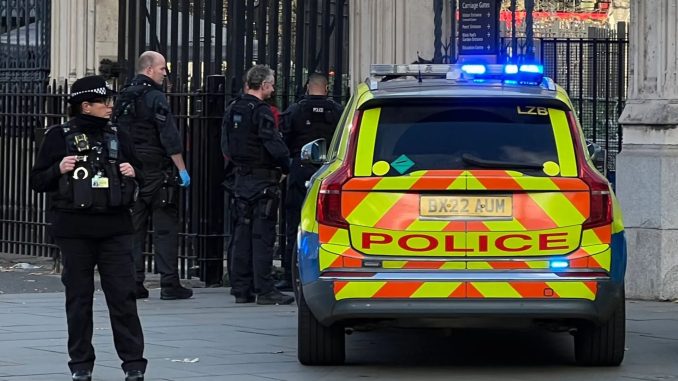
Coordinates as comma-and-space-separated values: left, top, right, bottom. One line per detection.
497, 27, 628, 179
0, 0, 53, 258
116, 0, 350, 285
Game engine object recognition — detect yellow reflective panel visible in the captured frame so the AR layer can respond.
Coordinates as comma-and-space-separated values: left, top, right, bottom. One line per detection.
549, 109, 578, 177
546, 281, 596, 300
406, 219, 458, 232
382, 261, 407, 269
346, 192, 402, 227
319, 248, 340, 271
467, 262, 493, 270
588, 247, 612, 271
301, 180, 321, 232
471, 282, 522, 298
328, 228, 350, 245
528, 191, 586, 226
321, 243, 351, 255
410, 282, 463, 298
581, 228, 603, 246
354, 108, 381, 176
466, 171, 488, 191
335, 281, 385, 300
612, 195, 625, 234
372, 176, 422, 191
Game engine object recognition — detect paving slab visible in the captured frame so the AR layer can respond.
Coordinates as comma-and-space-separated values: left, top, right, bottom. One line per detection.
0, 288, 678, 380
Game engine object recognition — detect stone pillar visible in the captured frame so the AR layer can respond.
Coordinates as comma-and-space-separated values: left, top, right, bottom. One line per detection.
607, 0, 630, 27
50, 0, 118, 83
349, 0, 451, 88
617, 0, 678, 300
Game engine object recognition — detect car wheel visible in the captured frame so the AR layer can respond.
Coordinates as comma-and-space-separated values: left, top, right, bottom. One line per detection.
297, 275, 345, 365
574, 297, 625, 366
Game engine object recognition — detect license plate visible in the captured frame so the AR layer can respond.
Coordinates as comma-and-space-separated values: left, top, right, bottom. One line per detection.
420, 195, 513, 219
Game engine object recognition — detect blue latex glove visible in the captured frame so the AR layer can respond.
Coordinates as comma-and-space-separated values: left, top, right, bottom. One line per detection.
179, 169, 191, 188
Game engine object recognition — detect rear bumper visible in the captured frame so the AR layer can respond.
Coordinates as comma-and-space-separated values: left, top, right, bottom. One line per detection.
302, 278, 624, 327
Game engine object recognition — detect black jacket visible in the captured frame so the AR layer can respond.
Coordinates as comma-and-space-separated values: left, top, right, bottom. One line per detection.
30, 115, 144, 238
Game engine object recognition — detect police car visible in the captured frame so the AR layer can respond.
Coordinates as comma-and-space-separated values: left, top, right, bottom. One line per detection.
294, 63, 626, 366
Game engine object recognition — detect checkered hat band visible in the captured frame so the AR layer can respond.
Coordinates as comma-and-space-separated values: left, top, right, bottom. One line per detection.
70, 87, 109, 98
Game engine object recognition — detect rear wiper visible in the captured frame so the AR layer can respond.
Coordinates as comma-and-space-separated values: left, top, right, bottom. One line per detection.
461, 153, 544, 170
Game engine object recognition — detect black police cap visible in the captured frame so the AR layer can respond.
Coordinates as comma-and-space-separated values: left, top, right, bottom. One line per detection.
68, 75, 116, 105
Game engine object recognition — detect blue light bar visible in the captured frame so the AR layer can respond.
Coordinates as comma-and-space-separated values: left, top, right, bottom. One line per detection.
461, 64, 487, 75
550, 260, 569, 269
504, 64, 519, 75
519, 64, 544, 74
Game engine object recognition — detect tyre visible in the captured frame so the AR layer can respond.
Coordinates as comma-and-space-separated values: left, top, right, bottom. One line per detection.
574, 298, 625, 366
297, 262, 345, 365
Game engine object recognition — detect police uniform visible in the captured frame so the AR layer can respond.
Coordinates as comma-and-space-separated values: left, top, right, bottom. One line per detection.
29, 76, 147, 380
221, 94, 294, 304
113, 74, 192, 299
280, 95, 343, 286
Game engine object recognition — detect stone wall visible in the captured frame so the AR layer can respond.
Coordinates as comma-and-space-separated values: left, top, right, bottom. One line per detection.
50, 0, 118, 83
349, 0, 452, 88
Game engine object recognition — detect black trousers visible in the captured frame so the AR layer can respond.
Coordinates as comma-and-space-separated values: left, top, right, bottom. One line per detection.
283, 160, 317, 280
132, 185, 180, 286
230, 175, 280, 297
56, 235, 147, 373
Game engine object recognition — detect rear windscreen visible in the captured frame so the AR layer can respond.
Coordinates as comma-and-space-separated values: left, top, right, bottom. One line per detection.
371, 104, 564, 176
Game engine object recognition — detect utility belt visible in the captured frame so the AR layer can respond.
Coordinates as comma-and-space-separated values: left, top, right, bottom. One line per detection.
234, 166, 281, 181
233, 185, 281, 224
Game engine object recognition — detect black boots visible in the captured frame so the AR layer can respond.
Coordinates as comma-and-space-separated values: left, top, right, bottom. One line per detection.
160, 284, 193, 300
125, 370, 144, 381
71, 370, 92, 381
235, 294, 256, 303
257, 289, 294, 305
274, 278, 293, 292
135, 283, 149, 299
71, 369, 143, 380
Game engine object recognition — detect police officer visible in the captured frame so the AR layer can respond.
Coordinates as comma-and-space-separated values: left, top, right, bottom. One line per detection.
112, 51, 192, 300
30, 76, 146, 381
277, 73, 343, 290
221, 65, 294, 305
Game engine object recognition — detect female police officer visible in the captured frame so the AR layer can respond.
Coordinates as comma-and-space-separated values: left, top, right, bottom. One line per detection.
30, 76, 147, 381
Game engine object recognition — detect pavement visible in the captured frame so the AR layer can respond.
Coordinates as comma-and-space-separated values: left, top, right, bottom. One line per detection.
1, 254, 678, 380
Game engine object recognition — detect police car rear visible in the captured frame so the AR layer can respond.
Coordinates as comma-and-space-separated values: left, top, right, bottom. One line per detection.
295, 64, 626, 366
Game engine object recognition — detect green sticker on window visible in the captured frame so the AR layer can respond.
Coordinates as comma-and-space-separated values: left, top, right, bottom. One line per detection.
391, 155, 414, 174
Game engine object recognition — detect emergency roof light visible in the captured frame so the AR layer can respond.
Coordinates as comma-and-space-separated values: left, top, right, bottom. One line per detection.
369, 63, 548, 89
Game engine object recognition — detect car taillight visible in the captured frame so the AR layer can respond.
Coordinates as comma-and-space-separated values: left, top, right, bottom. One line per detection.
316, 111, 362, 229
317, 164, 351, 229
581, 164, 612, 229
567, 112, 612, 229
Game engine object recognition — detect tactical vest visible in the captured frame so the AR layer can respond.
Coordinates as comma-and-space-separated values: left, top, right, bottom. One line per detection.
112, 83, 165, 160
55, 123, 138, 211
224, 98, 275, 169
289, 97, 341, 156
